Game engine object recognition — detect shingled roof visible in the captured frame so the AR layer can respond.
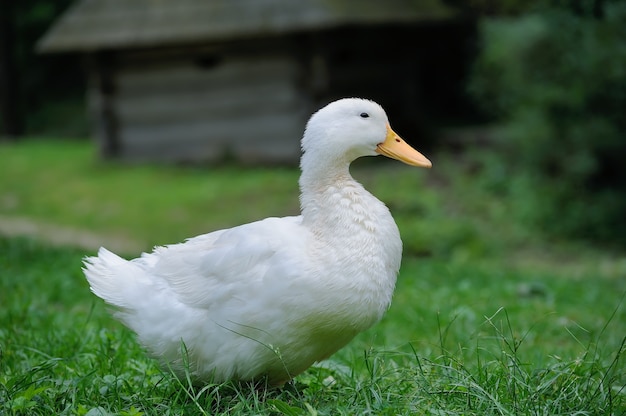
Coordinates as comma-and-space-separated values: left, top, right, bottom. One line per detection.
38, 0, 455, 53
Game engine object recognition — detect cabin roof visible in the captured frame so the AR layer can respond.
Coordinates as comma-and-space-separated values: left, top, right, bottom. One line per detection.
38, 0, 455, 53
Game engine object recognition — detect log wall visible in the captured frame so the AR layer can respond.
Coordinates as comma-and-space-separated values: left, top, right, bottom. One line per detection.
89, 48, 308, 164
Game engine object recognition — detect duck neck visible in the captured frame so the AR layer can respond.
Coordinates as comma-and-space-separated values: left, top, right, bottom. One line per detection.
299, 152, 351, 191
298, 154, 379, 235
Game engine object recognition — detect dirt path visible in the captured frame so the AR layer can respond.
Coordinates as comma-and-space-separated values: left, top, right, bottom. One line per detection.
0, 215, 146, 254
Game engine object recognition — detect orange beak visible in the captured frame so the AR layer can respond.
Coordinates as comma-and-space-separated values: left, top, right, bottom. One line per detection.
375, 125, 432, 168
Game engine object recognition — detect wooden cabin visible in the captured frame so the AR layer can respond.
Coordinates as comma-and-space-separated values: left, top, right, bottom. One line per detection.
38, 0, 458, 164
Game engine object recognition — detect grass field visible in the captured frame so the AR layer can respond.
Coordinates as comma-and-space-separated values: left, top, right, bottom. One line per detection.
1, 140, 625, 414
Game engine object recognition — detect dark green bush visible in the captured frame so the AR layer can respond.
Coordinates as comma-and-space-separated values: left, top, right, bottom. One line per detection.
469, 1, 626, 246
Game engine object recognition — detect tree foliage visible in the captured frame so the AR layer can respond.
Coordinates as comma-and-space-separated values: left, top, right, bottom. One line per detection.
469, 0, 626, 246
0, 0, 86, 137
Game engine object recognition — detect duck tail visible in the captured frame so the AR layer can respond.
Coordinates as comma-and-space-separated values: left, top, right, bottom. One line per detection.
82, 247, 141, 309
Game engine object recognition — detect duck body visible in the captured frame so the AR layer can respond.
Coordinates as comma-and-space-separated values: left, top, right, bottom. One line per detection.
83, 98, 431, 385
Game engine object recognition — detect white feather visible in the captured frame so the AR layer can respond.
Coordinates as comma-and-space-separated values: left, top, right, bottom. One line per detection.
83, 98, 426, 385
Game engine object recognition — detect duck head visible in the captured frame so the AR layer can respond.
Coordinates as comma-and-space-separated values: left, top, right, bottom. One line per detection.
301, 98, 432, 168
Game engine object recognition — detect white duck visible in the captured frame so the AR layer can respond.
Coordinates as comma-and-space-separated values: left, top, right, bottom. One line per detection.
83, 98, 431, 385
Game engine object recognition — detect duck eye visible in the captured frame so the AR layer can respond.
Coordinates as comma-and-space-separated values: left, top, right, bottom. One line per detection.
360, 112, 369, 118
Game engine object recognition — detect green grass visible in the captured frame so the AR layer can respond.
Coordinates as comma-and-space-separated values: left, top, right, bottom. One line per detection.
0, 140, 299, 250
1, 139, 625, 414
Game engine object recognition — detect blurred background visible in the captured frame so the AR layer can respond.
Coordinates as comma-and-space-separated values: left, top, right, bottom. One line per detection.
1, 0, 625, 251
3, 3, 626, 412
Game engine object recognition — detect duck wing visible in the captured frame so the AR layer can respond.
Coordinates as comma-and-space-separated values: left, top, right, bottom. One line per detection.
149, 215, 307, 310
83, 215, 308, 319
